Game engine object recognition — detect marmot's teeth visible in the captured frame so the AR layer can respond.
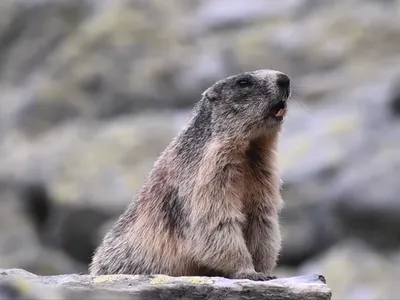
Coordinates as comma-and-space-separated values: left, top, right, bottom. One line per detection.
275, 108, 287, 117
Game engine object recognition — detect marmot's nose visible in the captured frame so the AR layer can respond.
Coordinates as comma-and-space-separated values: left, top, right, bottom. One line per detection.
276, 73, 290, 90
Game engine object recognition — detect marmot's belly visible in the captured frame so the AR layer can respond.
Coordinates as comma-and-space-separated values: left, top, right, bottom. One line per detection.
129, 227, 191, 276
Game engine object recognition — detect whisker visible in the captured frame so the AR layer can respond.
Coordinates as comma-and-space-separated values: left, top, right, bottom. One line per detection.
288, 94, 312, 114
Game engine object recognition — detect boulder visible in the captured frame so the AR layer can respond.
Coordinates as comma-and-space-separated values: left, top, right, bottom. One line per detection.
388, 74, 400, 117
0, 181, 43, 271
299, 240, 400, 299
1, 0, 400, 137
0, 113, 186, 265
0, 268, 331, 300
278, 77, 400, 265
0, 180, 85, 275
329, 122, 400, 248
0, 113, 187, 211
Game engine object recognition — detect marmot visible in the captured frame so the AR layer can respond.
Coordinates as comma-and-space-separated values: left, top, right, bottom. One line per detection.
89, 69, 290, 281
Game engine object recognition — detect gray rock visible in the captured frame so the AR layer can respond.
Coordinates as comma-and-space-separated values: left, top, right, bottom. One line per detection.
299, 240, 400, 300
0, 268, 331, 300
329, 123, 400, 248
40, 204, 116, 265
188, 0, 302, 33
0, 0, 91, 84
388, 74, 400, 117
277, 99, 366, 265
277, 77, 400, 264
0, 182, 41, 270
279, 201, 341, 266
1, 0, 400, 137
0, 113, 188, 266
0, 181, 85, 275
19, 248, 86, 277
0, 112, 187, 211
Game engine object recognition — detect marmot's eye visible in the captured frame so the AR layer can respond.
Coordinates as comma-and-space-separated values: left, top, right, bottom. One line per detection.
237, 79, 252, 88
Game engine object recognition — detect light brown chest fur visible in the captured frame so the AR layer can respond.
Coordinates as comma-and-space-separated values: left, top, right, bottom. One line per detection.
190, 133, 282, 227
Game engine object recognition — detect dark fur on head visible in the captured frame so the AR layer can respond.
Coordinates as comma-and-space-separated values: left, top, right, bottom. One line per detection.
89, 69, 290, 281
201, 69, 290, 138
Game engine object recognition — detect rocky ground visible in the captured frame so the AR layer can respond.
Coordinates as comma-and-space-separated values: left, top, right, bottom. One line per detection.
0, 1, 400, 299
0, 269, 331, 300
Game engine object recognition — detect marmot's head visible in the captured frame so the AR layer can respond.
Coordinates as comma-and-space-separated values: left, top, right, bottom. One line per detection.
202, 69, 290, 138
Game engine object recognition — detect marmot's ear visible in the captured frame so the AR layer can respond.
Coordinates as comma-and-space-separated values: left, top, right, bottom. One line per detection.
202, 87, 218, 102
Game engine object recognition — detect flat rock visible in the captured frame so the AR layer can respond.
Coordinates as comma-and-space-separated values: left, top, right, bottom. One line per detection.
0, 269, 331, 300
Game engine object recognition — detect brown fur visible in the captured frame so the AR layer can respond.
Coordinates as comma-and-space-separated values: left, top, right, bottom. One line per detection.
89, 69, 290, 281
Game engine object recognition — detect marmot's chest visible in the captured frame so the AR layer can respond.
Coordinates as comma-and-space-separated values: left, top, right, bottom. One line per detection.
240, 165, 276, 206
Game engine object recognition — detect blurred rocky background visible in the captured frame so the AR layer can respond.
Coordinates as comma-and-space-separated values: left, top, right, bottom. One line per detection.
0, 0, 399, 299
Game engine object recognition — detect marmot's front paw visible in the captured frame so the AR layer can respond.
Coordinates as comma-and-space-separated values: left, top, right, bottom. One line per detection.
228, 272, 277, 281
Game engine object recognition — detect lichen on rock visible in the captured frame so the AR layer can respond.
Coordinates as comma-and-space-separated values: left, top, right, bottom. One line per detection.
0, 268, 331, 300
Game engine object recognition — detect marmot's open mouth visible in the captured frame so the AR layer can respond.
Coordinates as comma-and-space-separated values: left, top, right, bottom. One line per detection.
269, 100, 287, 119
